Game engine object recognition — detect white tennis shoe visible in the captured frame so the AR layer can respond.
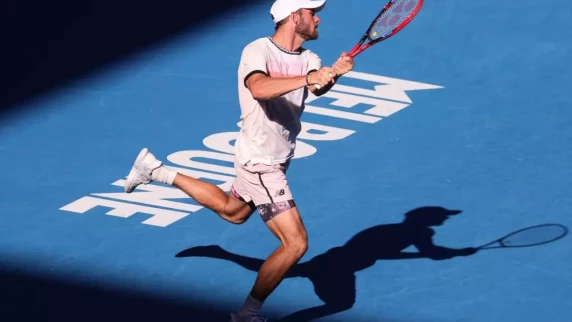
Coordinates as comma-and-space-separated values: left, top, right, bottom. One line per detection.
124, 148, 162, 193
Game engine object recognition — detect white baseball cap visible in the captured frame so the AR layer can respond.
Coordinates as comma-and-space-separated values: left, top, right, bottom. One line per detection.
270, 0, 326, 23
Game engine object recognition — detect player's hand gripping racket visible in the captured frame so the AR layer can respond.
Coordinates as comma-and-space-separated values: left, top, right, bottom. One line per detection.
313, 0, 424, 89
476, 224, 568, 250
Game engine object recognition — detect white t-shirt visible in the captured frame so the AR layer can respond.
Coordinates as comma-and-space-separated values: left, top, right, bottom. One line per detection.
235, 37, 322, 166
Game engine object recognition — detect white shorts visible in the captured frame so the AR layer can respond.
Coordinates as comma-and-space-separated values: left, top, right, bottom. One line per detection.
230, 158, 296, 222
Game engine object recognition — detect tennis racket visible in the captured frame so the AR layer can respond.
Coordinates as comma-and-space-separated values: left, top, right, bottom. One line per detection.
314, 0, 424, 88
477, 224, 568, 250
347, 0, 424, 58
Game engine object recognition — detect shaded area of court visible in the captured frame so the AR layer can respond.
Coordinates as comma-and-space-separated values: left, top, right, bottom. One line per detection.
0, 0, 268, 118
0, 265, 244, 321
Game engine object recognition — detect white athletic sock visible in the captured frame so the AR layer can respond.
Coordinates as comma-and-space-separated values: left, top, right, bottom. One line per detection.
237, 294, 263, 318
151, 165, 177, 185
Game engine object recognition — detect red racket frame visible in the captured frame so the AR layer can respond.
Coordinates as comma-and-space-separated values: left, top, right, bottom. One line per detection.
348, 0, 424, 58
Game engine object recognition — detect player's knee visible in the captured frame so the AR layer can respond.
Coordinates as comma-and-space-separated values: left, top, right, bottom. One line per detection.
221, 196, 255, 224
258, 200, 308, 257
285, 231, 308, 258
219, 211, 248, 224
228, 215, 247, 224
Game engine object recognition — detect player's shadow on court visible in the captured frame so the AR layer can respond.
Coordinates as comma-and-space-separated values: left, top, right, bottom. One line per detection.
176, 206, 477, 321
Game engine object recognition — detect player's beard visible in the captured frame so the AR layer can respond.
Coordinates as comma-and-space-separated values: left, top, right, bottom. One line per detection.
295, 20, 318, 41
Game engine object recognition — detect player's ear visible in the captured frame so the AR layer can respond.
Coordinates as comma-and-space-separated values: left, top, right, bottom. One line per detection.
291, 10, 301, 25
290, 13, 297, 25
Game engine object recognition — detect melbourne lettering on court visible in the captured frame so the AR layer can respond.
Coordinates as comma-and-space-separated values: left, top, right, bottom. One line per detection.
60, 70, 443, 227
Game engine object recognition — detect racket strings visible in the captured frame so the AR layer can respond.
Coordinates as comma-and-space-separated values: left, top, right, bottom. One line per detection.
369, 0, 420, 40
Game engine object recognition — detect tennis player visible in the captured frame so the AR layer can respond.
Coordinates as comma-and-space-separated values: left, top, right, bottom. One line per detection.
123, 0, 354, 320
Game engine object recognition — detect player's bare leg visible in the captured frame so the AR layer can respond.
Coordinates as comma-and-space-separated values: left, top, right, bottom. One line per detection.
171, 174, 255, 224
124, 148, 255, 224
232, 205, 308, 321
252, 206, 308, 299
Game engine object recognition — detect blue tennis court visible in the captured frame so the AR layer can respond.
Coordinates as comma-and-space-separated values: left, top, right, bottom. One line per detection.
1, 0, 571, 321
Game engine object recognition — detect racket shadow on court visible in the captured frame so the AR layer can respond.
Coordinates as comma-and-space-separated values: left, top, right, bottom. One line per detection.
175, 206, 568, 322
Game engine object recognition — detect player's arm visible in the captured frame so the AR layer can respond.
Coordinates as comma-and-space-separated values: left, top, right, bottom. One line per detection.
245, 73, 309, 100
246, 68, 336, 100
240, 43, 312, 100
